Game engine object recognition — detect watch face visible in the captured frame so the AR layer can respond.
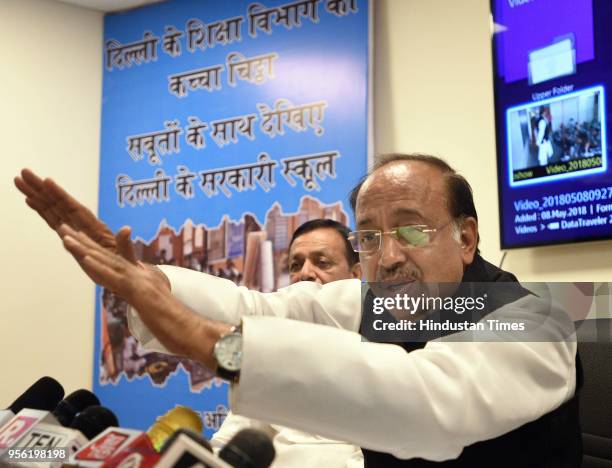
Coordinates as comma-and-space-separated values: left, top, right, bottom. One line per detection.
215, 333, 243, 372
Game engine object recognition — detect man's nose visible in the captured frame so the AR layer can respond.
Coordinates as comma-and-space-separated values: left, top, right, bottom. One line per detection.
378, 233, 407, 272
299, 261, 319, 282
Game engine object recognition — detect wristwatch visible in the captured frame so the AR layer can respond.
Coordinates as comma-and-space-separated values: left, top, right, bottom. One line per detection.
213, 324, 243, 382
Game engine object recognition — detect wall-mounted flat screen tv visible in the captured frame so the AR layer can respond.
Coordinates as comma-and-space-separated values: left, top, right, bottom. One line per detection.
491, 0, 611, 248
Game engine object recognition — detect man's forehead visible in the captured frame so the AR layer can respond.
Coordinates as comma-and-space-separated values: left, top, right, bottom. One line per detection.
357, 161, 447, 209
289, 228, 344, 256
356, 206, 433, 230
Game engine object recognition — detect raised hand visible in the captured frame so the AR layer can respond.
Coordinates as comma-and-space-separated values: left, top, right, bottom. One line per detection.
15, 169, 137, 263
16, 170, 219, 366
59, 224, 160, 301
59, 224, 223, 367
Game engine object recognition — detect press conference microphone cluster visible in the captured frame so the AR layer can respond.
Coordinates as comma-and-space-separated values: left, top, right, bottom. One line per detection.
1, 378, 275, 467
68, 406, 198, 467
70, 407, 275, 468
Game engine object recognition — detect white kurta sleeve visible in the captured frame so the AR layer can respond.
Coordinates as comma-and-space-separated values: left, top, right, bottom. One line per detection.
128, 266, 576, 461
127, 265, 362, 352
230, 295, 577, 461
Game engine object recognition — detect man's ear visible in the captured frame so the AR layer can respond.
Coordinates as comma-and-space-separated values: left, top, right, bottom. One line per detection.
459, 217, 478, 265
351, 262, 363, 280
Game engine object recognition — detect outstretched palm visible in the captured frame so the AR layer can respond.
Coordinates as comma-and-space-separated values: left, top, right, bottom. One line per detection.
15, 169, 136, 263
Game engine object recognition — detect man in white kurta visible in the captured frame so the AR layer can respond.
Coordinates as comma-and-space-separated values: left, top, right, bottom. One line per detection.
123, 157, 577, 462
15, 154, 578, 464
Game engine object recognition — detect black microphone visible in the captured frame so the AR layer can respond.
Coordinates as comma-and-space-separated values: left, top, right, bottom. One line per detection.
219, 429, 275, 468
7, 376, 64, 413
53, 389, 100, 427
71, 405, 119, 440
0, 376, 64, 427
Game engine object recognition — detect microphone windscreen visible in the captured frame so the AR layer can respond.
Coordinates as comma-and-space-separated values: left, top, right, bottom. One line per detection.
219, 428, 275, 468
71, 405, 119, 440
54, 389, 100, 426
65, 389, 101, 409
8, 376, 65, 413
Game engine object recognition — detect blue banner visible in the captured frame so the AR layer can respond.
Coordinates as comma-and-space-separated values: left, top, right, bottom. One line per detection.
94, 0, 370, 435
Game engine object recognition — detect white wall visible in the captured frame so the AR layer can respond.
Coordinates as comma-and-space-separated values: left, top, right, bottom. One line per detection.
1, 0, 103, 404
373, 0, 612, 282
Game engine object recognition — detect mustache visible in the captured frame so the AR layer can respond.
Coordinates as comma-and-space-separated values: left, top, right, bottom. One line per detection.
375, 267, 421, 283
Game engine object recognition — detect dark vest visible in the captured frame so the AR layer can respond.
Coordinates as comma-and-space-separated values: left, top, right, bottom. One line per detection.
359, 256, 583, 467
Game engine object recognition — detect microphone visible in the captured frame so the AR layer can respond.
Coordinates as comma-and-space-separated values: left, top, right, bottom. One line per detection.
0, 377, 64, 427
157, 428, 275, 468
99, 432, 160, 468
53, 390, 100, 427
156, 429, 232, 468
69, 427, 146, 467
8, 377, 65, 414
160, 428, 213, 454
79, 406, 202, 468
71, 406, 119, 440
10, 421, 88, 453
0, 409, 61, 451
146, 406, 203, 452
219, 429, 275, 468
66, 406, 202, 467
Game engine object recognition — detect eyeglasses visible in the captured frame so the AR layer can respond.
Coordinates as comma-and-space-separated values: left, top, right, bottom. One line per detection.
348, 221, 454, 253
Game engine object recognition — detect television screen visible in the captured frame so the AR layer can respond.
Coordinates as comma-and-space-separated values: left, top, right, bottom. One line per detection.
491, 0, 611, 248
